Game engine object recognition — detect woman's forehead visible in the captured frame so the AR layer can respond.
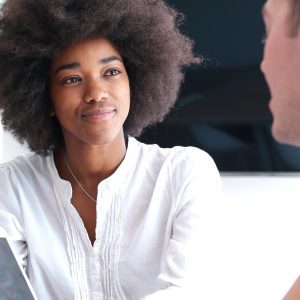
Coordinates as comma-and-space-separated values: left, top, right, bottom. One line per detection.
50, 37, 123, 71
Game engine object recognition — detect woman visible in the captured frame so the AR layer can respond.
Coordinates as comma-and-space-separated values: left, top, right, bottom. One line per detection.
0, 0, 221, 299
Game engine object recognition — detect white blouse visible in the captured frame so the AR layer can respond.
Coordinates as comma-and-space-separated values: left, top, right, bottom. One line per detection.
0, 137, 221, 300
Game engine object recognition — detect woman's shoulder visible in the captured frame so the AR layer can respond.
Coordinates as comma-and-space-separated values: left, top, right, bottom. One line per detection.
132, 137, 215, 169
131, 138, 222, 205
0, 152, 51, 179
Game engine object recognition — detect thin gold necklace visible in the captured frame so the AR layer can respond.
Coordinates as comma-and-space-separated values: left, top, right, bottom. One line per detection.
64, 152, 97, 204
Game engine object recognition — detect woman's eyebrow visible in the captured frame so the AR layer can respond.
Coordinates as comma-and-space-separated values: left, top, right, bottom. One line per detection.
54, 56, 122, 75
99, 56, 122, 64
54, 62, 80, 75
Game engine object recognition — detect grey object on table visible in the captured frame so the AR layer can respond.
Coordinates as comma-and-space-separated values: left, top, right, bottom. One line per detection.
0, 238, 35, 300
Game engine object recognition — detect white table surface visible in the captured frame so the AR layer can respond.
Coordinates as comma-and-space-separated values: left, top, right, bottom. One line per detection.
199, 174, 300, 300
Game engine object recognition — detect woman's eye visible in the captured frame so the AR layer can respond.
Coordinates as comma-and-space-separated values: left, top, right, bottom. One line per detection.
62, 77, 81, 84
104, 68, 121, 77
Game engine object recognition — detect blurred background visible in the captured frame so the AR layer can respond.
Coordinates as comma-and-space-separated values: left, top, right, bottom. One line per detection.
138, 0, 300, 172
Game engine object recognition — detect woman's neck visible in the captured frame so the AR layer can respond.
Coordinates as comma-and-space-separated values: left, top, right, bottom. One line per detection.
54, 134, 127, 187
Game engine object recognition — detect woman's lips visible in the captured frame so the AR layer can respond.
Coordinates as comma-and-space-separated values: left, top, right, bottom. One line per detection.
81, 107, 116, 121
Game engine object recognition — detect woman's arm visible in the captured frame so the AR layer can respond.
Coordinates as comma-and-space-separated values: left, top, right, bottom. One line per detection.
143, 148, 222, 299
0, 164, 28, 270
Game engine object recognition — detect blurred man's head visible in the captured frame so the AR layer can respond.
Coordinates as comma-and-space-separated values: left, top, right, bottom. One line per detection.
261, 0, 300, 147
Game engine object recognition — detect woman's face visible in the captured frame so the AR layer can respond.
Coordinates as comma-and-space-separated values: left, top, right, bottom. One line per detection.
49, 37, 130, 147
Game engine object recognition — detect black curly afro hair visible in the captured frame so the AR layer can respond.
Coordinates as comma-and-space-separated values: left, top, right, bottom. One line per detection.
0, 0, 200, 154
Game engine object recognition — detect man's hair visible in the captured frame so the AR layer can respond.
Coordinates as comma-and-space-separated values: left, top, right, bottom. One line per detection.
0, 0, 199, 155
290, 0, 300, 34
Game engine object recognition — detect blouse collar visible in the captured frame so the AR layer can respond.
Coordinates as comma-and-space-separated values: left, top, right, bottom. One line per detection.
48, 136, 138, 193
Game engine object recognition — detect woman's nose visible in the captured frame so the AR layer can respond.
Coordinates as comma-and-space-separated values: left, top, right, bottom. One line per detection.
84, 80, 108, 103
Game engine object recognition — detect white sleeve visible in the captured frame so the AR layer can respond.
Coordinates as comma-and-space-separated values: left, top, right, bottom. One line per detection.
0, 163, 28, 269
143, 148, 222, 299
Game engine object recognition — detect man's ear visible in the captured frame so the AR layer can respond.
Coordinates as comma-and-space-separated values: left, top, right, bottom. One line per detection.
49, 108, 55, 117
49, 102, 55, 116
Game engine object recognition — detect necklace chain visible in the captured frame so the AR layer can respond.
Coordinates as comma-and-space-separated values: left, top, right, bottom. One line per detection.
64, 152, 97, 204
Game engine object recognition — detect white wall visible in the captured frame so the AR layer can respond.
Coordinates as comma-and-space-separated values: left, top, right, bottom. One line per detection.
3, 131, 30, 161
0, 121, 30, 162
